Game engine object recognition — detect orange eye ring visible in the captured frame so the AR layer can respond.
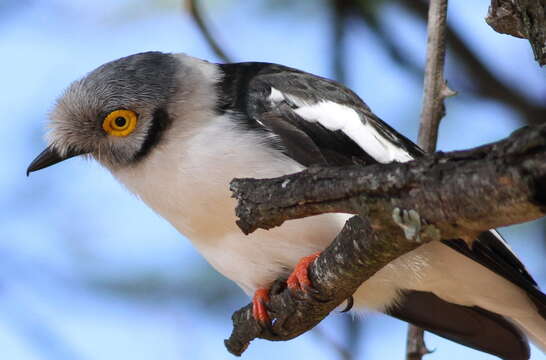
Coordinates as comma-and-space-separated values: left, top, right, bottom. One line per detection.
102, 110, 138, 137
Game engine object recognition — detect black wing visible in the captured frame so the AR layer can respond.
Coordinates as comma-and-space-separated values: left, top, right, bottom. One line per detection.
390, 291, 530, 360
217, 62, 545, 358
217, 62, 422, 167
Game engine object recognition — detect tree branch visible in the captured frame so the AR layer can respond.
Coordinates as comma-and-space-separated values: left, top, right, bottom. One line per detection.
486, 0, 546, 66
224, 122, 546, 356
417, 0, 454, 153
406, 326, 431, 360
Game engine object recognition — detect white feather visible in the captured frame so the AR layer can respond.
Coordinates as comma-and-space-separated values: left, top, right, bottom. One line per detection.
295, 101, 413, 163
269, 87, 285, 103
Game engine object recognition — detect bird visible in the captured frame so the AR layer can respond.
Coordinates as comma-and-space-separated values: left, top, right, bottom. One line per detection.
27, 51, 546, 360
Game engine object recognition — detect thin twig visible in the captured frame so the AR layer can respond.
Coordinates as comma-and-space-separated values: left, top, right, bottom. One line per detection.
184, 0, 232, 62
409, 0, 452, 357
344, 316, 363, 359
406, 326, 431, 360
417, 0, 455, 153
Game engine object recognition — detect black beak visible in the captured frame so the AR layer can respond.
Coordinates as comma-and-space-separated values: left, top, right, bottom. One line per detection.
27, 146, 87, 176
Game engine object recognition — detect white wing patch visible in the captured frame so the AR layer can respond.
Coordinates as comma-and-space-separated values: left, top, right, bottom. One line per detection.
269, 87, 285, 103
269, 87, 412, 163
296, 100, 413, 163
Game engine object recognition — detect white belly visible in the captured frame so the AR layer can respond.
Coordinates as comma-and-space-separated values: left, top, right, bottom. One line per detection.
193, 213, 347, 294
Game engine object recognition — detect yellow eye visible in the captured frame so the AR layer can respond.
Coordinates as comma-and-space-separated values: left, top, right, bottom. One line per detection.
102, 110, 138, 137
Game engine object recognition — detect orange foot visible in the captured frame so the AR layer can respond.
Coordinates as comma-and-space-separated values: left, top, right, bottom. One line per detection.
287, 251, 321, 293
252, 288, 271, 324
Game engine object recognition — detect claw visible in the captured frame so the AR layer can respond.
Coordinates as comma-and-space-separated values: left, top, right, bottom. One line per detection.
252, 288, 271, 324
287, 252, 321, 293
340, 295, 354, 313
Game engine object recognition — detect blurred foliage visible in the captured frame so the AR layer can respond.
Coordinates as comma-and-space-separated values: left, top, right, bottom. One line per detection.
85, 265, 243, 313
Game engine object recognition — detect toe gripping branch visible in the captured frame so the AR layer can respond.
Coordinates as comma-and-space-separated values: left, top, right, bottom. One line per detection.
251, 253, 324, 329
252, 288, 271, 324
251, 252, 354, 329
287, 252, 354, 312
287, 252, 321, 293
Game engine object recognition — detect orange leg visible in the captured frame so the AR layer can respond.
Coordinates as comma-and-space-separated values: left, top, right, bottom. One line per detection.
252, 288, 271, 324
287, 251, 321, 292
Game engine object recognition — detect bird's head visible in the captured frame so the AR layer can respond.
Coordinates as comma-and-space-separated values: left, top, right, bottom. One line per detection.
27, 51, 180, 175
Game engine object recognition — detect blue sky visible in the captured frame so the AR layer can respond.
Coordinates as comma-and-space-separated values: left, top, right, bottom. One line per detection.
1, 0, 545, 359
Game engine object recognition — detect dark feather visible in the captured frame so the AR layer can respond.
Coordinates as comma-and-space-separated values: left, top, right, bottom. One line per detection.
390, 290, 530, 360
257, 110, 327, 166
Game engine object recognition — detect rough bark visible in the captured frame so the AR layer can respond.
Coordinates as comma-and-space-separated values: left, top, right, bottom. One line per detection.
224, 123, 546, 356
486, 0, 546, 65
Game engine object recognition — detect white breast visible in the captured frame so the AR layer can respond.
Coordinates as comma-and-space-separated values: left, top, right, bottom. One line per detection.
113, 114, 348, 292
